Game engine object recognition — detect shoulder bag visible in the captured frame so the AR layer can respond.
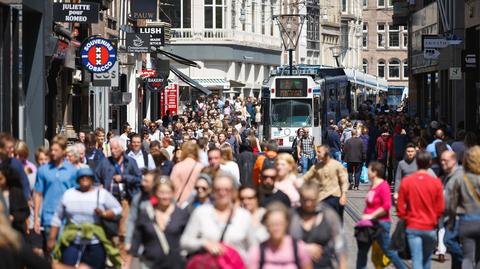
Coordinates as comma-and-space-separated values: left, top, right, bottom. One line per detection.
96, 188, 120, 238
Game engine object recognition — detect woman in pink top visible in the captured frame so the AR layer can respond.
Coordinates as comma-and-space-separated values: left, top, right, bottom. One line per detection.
355, 162, 406, 269
275, 154, 301, 207
248, 202, 312, 269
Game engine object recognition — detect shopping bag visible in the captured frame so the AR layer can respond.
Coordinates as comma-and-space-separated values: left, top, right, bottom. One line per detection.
360, 165, 369, 184
371, 240, 391, 268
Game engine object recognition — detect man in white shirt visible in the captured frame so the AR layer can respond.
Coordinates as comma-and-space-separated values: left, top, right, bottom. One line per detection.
127, 134, 156, 171
120, 123, 131, 150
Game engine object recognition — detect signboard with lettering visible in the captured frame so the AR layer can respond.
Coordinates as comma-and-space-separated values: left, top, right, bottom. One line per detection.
161, 84, 178, 116
275, 78, 308, 97
53, 3, 99, 23
80, 37, 117, 73
145, 76, 167, 92
131, 0, 157, 20
135, 27, 165, 47
93, 62, 119, 87
462, 50, 478, 72
126, 33, 151, 53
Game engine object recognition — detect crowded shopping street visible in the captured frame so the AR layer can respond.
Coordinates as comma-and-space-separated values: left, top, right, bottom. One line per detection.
2, 0, 480, 269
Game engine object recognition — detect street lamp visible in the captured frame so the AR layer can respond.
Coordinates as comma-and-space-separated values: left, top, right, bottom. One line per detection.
329, 46, 343, 67
273, 14, 306, 75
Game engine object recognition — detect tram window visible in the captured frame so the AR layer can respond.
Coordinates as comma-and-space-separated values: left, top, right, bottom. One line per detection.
314, 96, 320, 127
271, 99, 312, 127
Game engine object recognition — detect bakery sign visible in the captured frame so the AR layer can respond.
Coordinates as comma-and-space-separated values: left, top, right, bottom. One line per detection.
53, 3, 99, 23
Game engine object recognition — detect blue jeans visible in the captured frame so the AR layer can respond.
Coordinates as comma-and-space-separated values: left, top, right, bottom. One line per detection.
62, 243, 106, 269
444, 218, 463, 269
300, 155, 315, 174
356, 221, 406, 269
406, 229, 437, 269
330, 150, 342, 162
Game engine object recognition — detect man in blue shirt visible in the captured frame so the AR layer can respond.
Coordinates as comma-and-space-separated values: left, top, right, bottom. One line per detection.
426, 129, 452, 159
34, 135, 77, 243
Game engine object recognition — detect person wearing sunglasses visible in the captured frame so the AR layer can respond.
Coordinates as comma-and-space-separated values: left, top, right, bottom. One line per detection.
258, 165, 291, 208
185, 172, 213, 214
239, 186, 269, 244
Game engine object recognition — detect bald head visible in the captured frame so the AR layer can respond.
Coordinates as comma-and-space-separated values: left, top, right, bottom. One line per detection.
435, 129, 445, 140
440, 150, 457, 174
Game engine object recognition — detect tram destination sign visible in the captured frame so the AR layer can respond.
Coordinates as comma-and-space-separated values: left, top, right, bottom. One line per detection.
53, 3, 99, 23
275, 78, 308, 97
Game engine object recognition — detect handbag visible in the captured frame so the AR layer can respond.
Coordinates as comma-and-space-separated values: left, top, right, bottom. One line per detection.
354, 219, 383, 244
186, 209, 246, 269
389, 219, 411, 260
96, 188, 120, 238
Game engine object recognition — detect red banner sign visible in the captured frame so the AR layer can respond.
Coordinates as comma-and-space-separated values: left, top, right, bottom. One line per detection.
140, 69, 157, 78
161, 84, 178, 116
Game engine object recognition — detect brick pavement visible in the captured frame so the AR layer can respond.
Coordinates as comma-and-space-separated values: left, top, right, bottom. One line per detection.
344, 184, 452, 269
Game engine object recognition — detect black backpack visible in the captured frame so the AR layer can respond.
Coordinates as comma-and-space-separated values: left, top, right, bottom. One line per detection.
262, 156, 277, 171
259, 238, 301, 269
434, 141, 449, 160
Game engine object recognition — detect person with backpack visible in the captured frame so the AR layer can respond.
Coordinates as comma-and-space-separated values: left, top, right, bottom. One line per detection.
127, 134, 156, 171
248, 202, 312, 269
426, 129, 452, 176
253, 140, 279, 186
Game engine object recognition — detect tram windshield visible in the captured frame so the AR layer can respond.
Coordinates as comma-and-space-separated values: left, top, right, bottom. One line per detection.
271, 99, 312, 127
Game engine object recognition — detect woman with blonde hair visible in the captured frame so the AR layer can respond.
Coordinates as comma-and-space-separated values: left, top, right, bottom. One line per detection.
220, 143, 240, 185
451, 146, 480, 269
170, 141, 204, 206
275, 153, 301, 207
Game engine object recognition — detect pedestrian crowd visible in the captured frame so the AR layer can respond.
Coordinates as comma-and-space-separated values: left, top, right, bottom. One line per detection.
0, 95, 479, 269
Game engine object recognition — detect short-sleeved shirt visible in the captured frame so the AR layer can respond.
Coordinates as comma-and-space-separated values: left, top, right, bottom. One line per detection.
34, 161, 77, 226
248, 236, 311, 269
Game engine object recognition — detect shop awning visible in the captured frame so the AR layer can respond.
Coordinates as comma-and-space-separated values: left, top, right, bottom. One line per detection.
344, 68, 388, 92
194, 78, 230, 89
170, 66, 211, 95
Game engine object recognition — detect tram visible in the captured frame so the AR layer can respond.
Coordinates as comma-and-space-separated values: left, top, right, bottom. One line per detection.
260, 65, 352, 151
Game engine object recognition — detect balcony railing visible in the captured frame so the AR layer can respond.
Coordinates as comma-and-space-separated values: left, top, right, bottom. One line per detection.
171, 28, 282, 50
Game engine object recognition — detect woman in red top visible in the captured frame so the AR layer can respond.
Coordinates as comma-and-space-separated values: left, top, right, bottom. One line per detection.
355, 162, 406, 269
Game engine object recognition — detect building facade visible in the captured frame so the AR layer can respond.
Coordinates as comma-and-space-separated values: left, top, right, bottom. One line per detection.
394, 0, 470, 132
362, 0, 408, 106
166, 0, 283, 98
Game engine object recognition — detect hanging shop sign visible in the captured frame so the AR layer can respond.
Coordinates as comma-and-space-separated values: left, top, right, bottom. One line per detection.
145, 76, 167, 92
80, 37, 117, 73
131, 0, 157, 20
53, 3, 99, 23
462, 50, 478, 72
126, 33, 151, 53
93, 62, 119, 87
140, 69, 157, 78
161, 84, 178, 115
135, 27, 165, 47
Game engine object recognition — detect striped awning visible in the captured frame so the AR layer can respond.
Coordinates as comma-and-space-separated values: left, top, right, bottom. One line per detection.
194, 78, 230, 88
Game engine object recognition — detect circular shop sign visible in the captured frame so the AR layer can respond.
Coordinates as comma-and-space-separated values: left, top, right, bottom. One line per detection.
81, 37, 117, 73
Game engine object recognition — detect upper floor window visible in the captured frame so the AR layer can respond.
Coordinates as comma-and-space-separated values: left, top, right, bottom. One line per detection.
363, 59, 368, 73
205, 0, 224, 29
377, 24, 386, 48
342, 0, 347, 12
389, 59, 400, 78
378, 60, 385, 78
378, 0, 385, 7
403, 60, 408, 78
388, 25, 400, 48
362, 24, 368, 48
363, 0, 368, 8
402, 26, 408, 48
